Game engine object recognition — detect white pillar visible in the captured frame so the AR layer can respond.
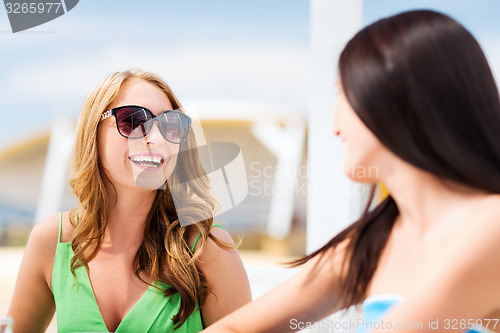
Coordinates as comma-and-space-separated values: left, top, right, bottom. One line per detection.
250, 116, 306, 239
307, 0, 363, 253
34, 116, 75, 224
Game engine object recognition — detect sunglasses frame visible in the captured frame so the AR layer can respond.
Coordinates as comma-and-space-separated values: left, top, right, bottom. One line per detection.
101, 105, 192, 144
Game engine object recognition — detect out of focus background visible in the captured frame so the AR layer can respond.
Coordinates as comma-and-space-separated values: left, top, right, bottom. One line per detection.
1, 0, 499, 332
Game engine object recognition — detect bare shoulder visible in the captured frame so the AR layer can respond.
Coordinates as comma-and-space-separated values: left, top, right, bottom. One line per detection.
192, 226, 251, 326
480, 194, 500, 217
190, 225, 236, 264
31, 210, 78, 244
400, 195, 500, 317
29, 213, 60, 254
437, 194, 500, 299
463, 194, 500, 240
209, 225, 235, 245
445, 195, 500, 259
25, 213, 62, 287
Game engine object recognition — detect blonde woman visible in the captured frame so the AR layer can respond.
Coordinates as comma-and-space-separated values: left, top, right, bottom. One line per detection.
8, 70, 252, 332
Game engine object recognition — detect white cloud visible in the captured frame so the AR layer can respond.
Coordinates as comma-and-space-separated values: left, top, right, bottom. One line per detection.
2, 41, 309, 114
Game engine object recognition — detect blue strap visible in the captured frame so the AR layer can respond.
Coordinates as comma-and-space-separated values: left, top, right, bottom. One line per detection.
190, 224, 226, 253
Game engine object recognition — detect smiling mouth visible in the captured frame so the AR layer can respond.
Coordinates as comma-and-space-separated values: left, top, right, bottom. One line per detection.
129, 155, 164, 169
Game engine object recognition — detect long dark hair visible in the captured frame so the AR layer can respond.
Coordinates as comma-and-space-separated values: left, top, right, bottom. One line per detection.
292, 9, 500, 307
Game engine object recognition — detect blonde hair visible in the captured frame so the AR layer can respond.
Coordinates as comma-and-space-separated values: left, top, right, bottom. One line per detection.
69, 69, 234, 328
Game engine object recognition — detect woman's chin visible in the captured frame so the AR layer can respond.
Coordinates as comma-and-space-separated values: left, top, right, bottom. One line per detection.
133, 171, 169, 190
129, 160, 176, 190
343, 163, 379, 184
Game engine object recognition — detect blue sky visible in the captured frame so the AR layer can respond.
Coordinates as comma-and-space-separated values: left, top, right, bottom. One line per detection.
0, 0, 309, 149
364, 0, 500, 37
0, 0, 499, 148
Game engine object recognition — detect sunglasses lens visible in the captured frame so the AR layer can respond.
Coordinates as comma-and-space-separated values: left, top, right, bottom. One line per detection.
159, 112, 190, 143
111, 106, 190, 142
115, 107, 152, 138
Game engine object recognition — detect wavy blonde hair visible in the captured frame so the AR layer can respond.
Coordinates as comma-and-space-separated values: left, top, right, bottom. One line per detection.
69, 69, 235, 328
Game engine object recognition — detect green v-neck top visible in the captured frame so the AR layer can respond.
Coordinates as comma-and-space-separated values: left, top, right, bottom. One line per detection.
51, 212, 208, 332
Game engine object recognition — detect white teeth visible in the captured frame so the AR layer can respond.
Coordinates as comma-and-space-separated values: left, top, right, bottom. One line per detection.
130, 155, 162, 163
130, 155, 162, 167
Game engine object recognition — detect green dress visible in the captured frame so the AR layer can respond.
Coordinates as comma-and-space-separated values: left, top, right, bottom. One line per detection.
51, 212, 208, 332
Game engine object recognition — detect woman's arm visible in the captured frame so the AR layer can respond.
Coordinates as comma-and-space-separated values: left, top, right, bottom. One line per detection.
7, 216, 58, 333
193, 227, 252, 327
202, 243, 348, 333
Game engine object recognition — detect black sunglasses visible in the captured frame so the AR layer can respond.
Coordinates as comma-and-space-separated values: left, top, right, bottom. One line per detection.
101, 105, 191, 144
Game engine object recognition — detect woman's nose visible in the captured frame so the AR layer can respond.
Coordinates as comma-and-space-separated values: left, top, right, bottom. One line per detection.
332, 109, 340, 136
145, 120, 165, 145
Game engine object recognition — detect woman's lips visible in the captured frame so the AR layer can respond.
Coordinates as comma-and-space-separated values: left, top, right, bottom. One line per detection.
129, 153, 165, 170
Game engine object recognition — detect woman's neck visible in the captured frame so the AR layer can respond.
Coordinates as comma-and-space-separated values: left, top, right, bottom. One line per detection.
379, 158, 488, 235
102, 181, 157, 250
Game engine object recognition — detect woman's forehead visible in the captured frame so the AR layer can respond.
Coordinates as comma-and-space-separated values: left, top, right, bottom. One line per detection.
111, 78, 173, 112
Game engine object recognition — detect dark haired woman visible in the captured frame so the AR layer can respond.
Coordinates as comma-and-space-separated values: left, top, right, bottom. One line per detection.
203, 9, 500, 333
